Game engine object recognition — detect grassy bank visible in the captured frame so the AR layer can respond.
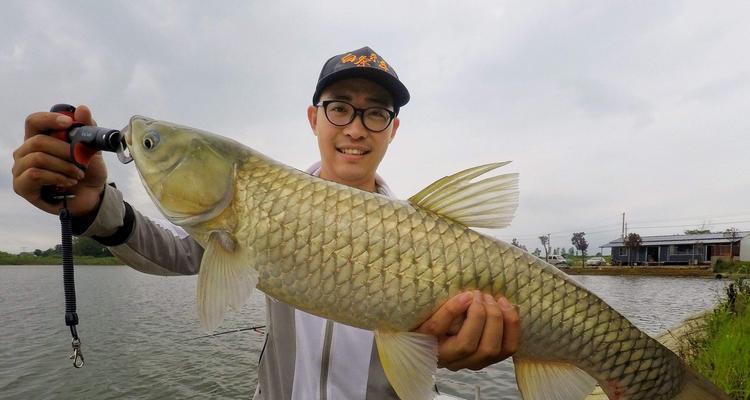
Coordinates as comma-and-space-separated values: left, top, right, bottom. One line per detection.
0, 253, 122, 265
715, 260, 750, 275
682, 279, 749, 399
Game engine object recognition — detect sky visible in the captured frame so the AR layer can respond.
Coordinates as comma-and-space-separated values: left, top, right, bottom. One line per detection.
2, 0, 749, 255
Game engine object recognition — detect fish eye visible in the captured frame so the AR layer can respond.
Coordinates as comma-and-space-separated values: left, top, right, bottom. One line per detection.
143, 132, 160, 151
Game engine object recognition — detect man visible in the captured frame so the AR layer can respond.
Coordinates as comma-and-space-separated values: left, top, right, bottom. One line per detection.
12, 46, 520, 398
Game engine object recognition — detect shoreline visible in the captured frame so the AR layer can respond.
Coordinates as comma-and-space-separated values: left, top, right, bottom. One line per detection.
564, 265, 749, 278
0, 256, 122, 266
4, 263, 748, 279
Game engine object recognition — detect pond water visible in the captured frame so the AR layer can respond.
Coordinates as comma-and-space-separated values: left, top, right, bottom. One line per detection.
0, 266, 728, 399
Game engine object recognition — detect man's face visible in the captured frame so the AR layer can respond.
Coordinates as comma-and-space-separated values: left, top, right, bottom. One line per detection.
307, 78, 400, 191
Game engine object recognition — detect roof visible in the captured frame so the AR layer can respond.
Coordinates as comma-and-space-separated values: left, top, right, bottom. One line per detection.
602, 232, 750, 248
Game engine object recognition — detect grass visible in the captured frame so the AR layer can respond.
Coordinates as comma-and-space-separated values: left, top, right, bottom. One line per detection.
715, 260, 750, 275
0, 253, 122, 265
681, 279, 749, 399
564, 255, 611, 267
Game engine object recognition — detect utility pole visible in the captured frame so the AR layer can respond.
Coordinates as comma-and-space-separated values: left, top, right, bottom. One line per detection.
621, 212, 625, 240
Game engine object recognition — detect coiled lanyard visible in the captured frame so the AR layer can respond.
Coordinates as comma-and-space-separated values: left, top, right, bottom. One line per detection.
59, 199, 84, 368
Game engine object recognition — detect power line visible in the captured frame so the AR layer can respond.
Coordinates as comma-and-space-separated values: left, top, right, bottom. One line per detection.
629, 219, 750, 230
507, 215, 750, 241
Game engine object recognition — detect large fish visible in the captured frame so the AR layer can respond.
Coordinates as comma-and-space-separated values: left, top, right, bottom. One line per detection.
122, 116, 728, 400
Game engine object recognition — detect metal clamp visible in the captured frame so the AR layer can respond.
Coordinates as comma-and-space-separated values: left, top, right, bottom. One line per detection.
70, 338, 84, 368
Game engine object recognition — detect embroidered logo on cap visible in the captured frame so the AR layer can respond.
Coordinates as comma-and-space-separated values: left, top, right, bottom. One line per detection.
341, 52, 390, 72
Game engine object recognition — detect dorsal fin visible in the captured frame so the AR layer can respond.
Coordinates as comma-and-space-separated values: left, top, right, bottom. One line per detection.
408, 162, 519, 229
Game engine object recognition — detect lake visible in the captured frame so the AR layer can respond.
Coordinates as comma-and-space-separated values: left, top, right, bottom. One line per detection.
0, 265, 729, 399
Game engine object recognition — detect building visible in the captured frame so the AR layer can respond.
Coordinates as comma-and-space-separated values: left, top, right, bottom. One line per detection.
602, 232, 750, 266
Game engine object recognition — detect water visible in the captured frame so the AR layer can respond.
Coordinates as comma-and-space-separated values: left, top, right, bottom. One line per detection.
0, 266, 729, 399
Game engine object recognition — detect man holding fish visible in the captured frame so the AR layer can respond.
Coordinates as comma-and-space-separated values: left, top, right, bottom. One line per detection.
13, 46, 520, 399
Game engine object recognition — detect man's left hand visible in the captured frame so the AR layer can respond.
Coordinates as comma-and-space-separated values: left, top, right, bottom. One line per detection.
414, 290, 521, 371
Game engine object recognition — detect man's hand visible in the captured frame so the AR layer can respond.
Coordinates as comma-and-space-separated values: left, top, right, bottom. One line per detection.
414, 291, 521, 371
12, 105, 108, 217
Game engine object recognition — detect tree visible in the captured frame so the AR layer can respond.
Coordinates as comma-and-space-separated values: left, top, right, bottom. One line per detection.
40, 245, 63, 257
624, 233, 642, 266
510, 238, 528, 251
532, 248, 541, 257
723, 227, 740, 262
568, 247, 575, 256
571, 232, 589, 267
34, 249, 43, 257
539, 235, 551, 261
73, 237, 112, 257
684, 228, 711, 235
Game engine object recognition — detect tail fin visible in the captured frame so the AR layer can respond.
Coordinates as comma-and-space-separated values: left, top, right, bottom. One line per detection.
673, 366, 730, 400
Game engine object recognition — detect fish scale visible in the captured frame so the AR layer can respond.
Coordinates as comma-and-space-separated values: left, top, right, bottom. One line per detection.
125, 116, 729, 400
244, 162, 632, 344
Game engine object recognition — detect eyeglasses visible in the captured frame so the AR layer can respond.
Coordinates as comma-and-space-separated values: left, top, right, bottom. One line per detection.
316, 100, 396, 132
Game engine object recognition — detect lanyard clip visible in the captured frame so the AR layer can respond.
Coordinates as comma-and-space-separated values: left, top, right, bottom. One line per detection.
70, 338, 84, 368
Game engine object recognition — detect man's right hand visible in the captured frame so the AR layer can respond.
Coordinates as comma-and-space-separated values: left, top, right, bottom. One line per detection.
12, 105, 108, 217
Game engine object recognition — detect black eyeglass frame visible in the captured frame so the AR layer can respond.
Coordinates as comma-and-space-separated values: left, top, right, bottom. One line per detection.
315, 100, 397, 133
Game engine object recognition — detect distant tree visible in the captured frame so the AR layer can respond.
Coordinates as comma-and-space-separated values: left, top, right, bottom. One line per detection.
723, 227, 740, 262
532, 248, 541, 257
624, 233, 642, 266
684, 229, 711, 235
571, 232, 589, 266
73, 237, 112, 257
553, 247, 559, 255
510, 238, 528, 251
34, 249, 43, 257
39, 245, 62, 257
539, 235, 551, 261
568, 247, 575, 256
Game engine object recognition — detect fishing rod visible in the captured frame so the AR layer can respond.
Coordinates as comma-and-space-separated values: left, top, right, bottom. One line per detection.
43, 104, 131, 368
181, 325, 267, 342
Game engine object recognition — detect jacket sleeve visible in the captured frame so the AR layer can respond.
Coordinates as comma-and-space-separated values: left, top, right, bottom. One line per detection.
75, 184, 203, 276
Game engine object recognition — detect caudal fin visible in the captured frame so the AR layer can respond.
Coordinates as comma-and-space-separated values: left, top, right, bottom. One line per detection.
673, 366, 730, 400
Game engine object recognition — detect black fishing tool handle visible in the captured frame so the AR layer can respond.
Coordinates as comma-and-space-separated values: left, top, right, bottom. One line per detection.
40, 104, 88, 203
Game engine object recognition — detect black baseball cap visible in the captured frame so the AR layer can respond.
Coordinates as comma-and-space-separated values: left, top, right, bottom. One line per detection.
312, 46, 410, 109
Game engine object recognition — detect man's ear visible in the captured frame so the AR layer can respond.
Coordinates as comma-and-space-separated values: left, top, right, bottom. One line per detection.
307, 105, 318, 135
388, 117, 400, 143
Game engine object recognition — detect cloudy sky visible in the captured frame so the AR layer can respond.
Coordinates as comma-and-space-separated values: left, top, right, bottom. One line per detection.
2, 0, 749, 254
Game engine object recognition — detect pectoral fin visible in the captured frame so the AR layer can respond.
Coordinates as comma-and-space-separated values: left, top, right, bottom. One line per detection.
514, 357, 597, 400
374, 331, 438, 400
197, 230, 258, 332
408, 162, 519, 229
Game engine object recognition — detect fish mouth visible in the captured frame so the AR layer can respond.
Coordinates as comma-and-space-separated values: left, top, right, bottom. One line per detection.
124, 115, 155, 147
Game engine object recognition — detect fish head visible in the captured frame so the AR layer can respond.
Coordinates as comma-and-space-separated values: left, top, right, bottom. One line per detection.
123, 116, 236, 227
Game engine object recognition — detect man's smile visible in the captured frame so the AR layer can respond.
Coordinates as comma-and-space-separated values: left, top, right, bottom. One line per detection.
337, 146, 370, 156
